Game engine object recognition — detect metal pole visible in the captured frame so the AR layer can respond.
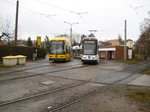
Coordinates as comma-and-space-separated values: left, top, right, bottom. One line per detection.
64, 21, 78, 46
124, 20, 127, 60
70, 25, 72, 45
14, 0, 19, 46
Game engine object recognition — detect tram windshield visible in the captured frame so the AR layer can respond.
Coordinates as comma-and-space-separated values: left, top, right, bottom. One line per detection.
50, 41, 64, 54
83, 41, 97, 55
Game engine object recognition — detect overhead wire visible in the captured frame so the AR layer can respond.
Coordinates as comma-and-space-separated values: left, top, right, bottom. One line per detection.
35, 0, 78, 15
75, 6, 135, 33
121, 0, 144, 21
2, 0, 122, 32
2, 0, 86, 26
35, 0, 94, 30
1, 0, 56, 20
2, 0, 140, 37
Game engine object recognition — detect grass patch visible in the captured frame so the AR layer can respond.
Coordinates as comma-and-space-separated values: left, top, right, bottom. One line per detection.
142, 69, 150, 74
126, 89, 150, 107
118, 60, 142, 64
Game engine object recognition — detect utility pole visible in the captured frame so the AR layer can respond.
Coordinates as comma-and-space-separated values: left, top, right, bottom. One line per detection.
124, 20, 127, 60
70, 25, 72, 44
14, 0, 19, 45
64, 21, 79, 46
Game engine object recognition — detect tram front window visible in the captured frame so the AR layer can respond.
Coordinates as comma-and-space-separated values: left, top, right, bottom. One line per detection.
83, 43, 96, 55
50, 41, 64, 54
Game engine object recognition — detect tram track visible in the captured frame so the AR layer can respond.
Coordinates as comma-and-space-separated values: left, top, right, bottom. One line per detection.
0, 59, 149, 84
0, 79, 92, 106
0, 58, 149, 77
0, 62, 81, 76
105, 59, 150, 77
47, 62, 150, 112
1, 58, 149, 76
123, 59, 150, 70
0, 64, 50, 76
0, 64, 87, 83
0, 60, 150, 111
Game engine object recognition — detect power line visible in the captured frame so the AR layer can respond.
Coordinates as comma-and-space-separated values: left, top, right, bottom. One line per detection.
1, 0, 56, 20
35, 0, 93, 28
121, 0, 144, 17
35, 0, 78, 15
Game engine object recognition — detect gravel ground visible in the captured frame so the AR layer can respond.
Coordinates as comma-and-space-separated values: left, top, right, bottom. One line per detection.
1, 84, 149, 112
56, 85, 150, 112
0, 75, 82, 103
0, 81, 105, 112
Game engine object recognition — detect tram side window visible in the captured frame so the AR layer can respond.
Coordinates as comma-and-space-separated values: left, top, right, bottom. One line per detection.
69, 47, 71, 54
49, 41, 51, 53
67, 47, 71, 54
66, 46, 68, 54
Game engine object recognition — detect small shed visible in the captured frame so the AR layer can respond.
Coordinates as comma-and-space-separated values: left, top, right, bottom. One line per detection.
99, 46, 133, 60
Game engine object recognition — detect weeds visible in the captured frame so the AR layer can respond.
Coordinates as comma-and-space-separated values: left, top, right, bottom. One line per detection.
118, 60, 142, 64
126, 89, 150, 107
142, 69, 150, 74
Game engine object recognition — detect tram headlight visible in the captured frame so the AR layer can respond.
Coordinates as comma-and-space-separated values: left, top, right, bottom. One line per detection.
92, 56, 98, 59
83, 56, 86, 59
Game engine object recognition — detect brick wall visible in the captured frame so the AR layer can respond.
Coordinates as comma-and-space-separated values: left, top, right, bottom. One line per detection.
99, 46, 131, 60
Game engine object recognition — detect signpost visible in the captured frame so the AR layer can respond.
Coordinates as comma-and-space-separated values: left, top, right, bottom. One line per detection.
37, 36, 41, 47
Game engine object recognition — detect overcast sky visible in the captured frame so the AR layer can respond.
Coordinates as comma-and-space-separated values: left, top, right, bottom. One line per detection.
0, 0, 150, 41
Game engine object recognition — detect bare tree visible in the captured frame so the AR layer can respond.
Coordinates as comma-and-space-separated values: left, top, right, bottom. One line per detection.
118, 34, 124, 45
0, 17, 14, 45
44, 35, 49, 49
135, 11, 150, 56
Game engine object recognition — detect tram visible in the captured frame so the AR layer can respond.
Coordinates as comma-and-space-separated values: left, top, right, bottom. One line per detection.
72, 45, 82, 59
81, 36, 99, 64
49, 37, 72, 62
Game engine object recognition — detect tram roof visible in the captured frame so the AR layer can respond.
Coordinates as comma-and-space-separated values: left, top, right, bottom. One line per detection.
82, 37, 98, 41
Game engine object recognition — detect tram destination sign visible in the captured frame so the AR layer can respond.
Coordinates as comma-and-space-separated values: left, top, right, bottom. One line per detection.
84, 41, 95, 44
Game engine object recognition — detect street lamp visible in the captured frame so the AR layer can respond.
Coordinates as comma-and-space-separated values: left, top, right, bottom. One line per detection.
64, 21, 79, 45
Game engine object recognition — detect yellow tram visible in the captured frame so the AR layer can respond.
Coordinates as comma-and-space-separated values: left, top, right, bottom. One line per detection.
49, 37, 72, 62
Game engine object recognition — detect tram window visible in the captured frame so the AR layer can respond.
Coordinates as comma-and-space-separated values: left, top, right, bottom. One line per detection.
83, 43, 96, 55
66, 46, 68, 53
49, 41, 52, 53
50, 41, 64, 54
63, 45, 66, 53
68, 47, 70, 54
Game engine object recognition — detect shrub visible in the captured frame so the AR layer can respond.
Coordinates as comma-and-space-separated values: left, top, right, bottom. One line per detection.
134, 54, 147, 61
0, 45, 47, 61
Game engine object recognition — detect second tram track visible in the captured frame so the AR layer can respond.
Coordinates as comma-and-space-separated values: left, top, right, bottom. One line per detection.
0, 59, 149, 84
0, 62, 82, 76
0, 64, 87, 83
47, 64, 150, 112
0, 79, 92, 106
